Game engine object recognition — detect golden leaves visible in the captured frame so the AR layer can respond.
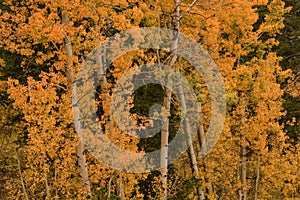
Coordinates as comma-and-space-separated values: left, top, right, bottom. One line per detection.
260, 0, 290, 36
1, 0, 298, 198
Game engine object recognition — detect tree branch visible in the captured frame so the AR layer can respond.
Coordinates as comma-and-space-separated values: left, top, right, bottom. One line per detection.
179, 0, 198, 19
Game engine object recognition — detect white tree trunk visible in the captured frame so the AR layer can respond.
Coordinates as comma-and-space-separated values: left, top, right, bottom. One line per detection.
254, 155, 260, 200
241, 98, 247, 200
161, 86, 172, 200
16, 151, 29, 200
178, 85, 205, 200
61, 11, 91, 195
160, 1, 180, 199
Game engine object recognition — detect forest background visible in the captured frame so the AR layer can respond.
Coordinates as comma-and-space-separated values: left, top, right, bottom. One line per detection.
0, 0, 299, 199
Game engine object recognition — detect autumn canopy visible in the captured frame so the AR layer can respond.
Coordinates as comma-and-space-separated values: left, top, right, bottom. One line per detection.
0, 0, 299, 199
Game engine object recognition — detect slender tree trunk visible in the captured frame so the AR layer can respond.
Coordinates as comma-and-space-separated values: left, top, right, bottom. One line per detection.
197, 117, 207, 156
207, 174, 214, 197
241, 144, 247, 200
197, 102, 217, 199
107, 173, 113, 200
115, 171, 126, 200
16, 152, 29, 200
160, 1, 180, 199
178, 85, 205, 199
54, 165, 58, 197
61, 11, 92, 195
93, 23, 108, 89
201, 159, 215, 198
44, 159, 50, 198
45, 175, 50, 198
94, 21, 126, 200
240, 98, 247, 200
161, 86, 172, 200
254, 155, 260, 200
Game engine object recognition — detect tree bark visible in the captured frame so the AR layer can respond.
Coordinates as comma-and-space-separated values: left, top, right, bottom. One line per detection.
115, 171, 126, 200
161, 86, 172, 200
178, 85, 205, 200
241, 144, 247, 200
160, 1, 180, 199
94, 19, 126, 200
16, 152, 29, 200
197, 103, 216, 199
197, 116, 207, 156
240, 98, 247, 200
254, 155, 260, 200
61, 11, 92, 195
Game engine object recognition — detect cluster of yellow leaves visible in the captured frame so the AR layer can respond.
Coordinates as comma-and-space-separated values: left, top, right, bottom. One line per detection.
7, 73, 87, 199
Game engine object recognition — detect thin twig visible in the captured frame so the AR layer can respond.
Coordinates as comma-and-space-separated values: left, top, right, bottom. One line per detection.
107, 173, 113, 200
179, 0, 198, 19
16, 151, 29, 200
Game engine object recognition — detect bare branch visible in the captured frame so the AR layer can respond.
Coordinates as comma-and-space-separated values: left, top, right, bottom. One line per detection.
284, 52, 300, 59
16, 151, 29, 200
179, 0, 198, 19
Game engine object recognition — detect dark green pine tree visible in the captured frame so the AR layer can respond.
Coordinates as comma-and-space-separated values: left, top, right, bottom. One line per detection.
276, 0, 300, 144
